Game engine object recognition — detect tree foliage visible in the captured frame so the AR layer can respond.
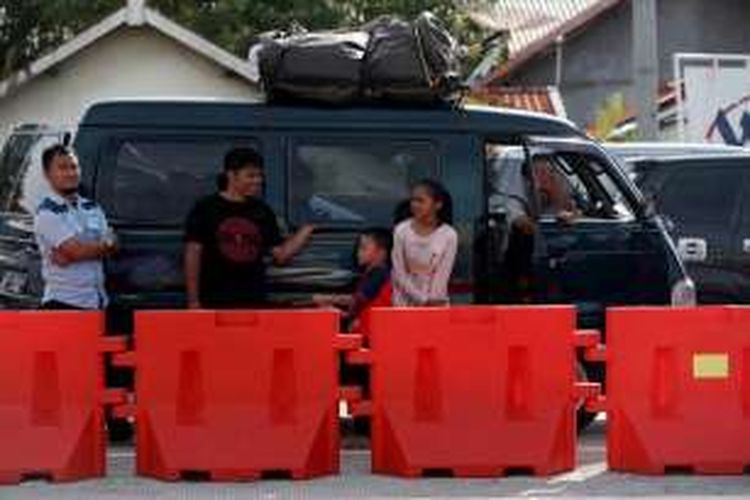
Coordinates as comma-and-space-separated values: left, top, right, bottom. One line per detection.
0, 0, 121, 77
146, 0, 485, 56
0, 0, 495, 79
589, 93, 634, 141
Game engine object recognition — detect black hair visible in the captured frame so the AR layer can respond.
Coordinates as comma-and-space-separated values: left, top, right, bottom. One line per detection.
224, 147, 264, 172
352, 227, 392, 271
42, 144, 72, 172
360, 227, 393, 255
412, 179, 453, 225
216, 147, 264, 191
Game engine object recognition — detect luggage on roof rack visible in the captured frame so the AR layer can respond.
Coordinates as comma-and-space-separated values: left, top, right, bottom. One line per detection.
254, 31, 369, 104
250, 12, 463, 106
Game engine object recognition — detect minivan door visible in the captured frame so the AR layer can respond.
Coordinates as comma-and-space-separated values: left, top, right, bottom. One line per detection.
525, 139, 671, 327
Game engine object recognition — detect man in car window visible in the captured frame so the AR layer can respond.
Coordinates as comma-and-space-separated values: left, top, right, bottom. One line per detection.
492, 154, 579, 302
531, 157, 579, 224
184, 148, 314, 309
494, 155, 577, 235
34, 144, 117, 309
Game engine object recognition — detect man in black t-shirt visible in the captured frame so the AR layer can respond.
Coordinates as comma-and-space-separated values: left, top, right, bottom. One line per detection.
184, 148, 314, 309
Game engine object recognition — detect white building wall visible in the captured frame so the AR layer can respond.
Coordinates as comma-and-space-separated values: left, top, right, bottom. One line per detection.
0, 26, 260, 142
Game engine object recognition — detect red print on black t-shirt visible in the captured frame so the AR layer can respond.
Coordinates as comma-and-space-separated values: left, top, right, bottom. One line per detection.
216, 216, 262, 263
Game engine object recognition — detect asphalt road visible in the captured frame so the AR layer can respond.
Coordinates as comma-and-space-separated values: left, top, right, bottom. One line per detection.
2, 421, 750, 499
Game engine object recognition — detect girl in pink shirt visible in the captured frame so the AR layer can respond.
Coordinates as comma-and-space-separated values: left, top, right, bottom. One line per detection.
392, 180, 458, 307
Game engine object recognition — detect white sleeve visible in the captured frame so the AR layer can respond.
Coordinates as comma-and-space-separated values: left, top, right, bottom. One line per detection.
98, 207, 111, 238
391, 224, 430, 305
34, 210, 76, 249
505, 197, 529, 225
427, 228, 458, 302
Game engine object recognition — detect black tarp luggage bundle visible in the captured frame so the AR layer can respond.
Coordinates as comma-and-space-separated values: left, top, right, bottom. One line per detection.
251, 12, 463, 105
255, 31, 370, 104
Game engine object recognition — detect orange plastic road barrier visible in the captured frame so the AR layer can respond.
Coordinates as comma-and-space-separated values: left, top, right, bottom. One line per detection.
134, 310, 340, 481
0, 312, 120, 484
368, 306, 579, 477
607, 306, 750, 474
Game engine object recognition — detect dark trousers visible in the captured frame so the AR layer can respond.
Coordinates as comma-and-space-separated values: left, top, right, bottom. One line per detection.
501, 228, 535, 303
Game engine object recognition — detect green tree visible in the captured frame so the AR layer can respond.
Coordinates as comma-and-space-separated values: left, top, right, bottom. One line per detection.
590, 93, 635, 141
0, 0, 495, 79
0, 0, 121, 78
146, 0, 487, 58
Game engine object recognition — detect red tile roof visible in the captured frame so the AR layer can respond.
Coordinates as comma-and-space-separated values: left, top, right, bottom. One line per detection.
470, 86, 567, 117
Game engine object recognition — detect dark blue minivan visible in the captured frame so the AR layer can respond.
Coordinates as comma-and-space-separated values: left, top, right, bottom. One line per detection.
0, 99, 692, 320
0, 100, 691, 425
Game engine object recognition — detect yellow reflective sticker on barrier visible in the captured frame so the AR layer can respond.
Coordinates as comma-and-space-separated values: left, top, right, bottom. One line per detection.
692, 353, 729, 379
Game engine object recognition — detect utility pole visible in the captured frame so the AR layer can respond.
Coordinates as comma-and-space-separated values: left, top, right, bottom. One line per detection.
632, 0, 659, 140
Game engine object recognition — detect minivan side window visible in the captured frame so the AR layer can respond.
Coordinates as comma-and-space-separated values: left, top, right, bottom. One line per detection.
101, 139, 257, 225
289, 140, 438, 227
657, 167, 743, 226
